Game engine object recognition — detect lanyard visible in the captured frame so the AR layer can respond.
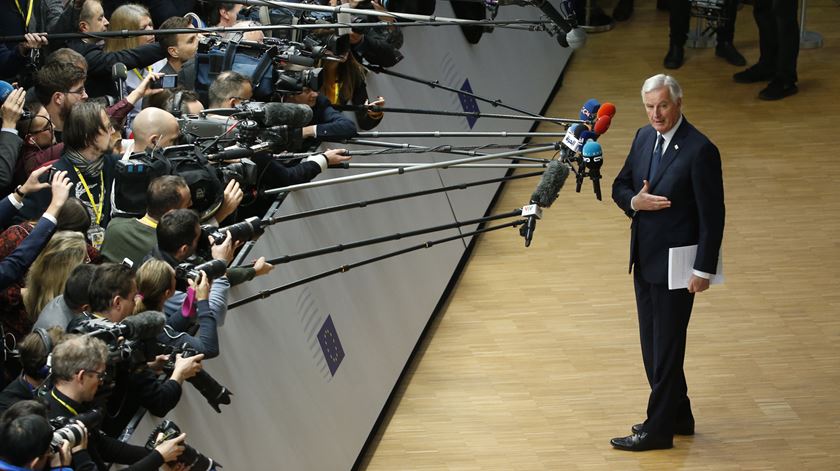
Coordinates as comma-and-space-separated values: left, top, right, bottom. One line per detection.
51, 390, 79, 416
139, 215, 158, 228
72, 166, 105, 225
132, 66, 153, 81
14, 0, 33, 29
329, 81, 342, 105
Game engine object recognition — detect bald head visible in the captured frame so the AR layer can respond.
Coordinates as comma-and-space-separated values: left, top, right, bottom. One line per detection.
133, 107, 181, 150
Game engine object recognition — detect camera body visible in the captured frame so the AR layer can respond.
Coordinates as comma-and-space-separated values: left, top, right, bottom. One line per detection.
146, 420, 217, 471
50, 410, 104, 452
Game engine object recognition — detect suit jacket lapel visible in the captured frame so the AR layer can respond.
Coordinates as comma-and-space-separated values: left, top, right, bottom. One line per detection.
649, 118, 690, 190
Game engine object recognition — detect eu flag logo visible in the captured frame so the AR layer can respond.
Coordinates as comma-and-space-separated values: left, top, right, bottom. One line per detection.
317, 315, 345, 376
459, 79, 480, 129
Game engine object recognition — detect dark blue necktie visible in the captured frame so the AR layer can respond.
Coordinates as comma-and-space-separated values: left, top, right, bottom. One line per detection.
648, 134, 664, 181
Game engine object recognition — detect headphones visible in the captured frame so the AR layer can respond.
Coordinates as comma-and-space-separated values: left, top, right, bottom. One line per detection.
33, 328, 53, 379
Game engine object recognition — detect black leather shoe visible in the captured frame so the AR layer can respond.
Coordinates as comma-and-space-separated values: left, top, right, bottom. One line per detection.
632, 421, 694, 436
664, 44, 684, 69
610, 432, 673, 451
715, 42, 746, 66
758, 80, 798, 100
733, 64, 774, 83
612, 0, 634, 21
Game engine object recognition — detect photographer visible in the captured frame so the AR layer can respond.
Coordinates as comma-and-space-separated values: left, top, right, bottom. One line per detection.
136, 259, 220, 358
345, 0, 405, 68
102, 175, 190, 266
47, 335, 186, 470
34, 264, 96, 331
281, 86, 358, 149
19, 102, 119, 238
0, 328, 64, 412
65, 263, 202, 438
0, 414, 74, 471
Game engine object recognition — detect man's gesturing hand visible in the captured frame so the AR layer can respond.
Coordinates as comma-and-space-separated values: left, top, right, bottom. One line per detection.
631, 180, 671, 211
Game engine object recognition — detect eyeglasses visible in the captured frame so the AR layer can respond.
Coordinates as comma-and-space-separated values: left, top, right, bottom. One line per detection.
65, 86, 86, 95
27, 117, 53, 135
83, 369, 108, 382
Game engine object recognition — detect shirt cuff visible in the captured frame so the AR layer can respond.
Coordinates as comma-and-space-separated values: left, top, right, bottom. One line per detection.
692, 269, 711, 279
42, 212, 58, 225
630, 195, 637, 212
7, 193, 24, 209
1, 128, 18, 136
304, 153, 328, 171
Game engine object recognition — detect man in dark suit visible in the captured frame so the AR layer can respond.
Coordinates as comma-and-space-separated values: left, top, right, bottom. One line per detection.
610, 74, 725, 451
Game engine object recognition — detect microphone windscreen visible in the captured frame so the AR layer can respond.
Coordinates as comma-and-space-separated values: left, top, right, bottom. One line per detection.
112, 63, 128, 81
582, 140, 603, 158
597, 102, 616, 119
566, 28, 587, 50
593, 115, 611, 135
261, 102, 313, 128
530, 160, 570, 208
579, 98, 600, 121
580, 130, 598, 143
572, 123, 585, 139
121, 311, 166, 339
0, 80, 14, 103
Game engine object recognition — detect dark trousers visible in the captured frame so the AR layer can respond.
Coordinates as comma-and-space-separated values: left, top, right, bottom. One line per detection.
670, 0, 739, 45
754, 0, 800, 83
633, 268, 695, 435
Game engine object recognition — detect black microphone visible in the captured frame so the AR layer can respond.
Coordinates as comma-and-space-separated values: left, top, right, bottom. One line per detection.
112, 63, 127, 102
522, 160, 570, 246
120, 311, 166, 340
239, 102, 313, 128
531, 0, 586, 49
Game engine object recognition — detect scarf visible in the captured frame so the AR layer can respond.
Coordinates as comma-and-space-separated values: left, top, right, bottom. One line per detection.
64, 148, 105, 177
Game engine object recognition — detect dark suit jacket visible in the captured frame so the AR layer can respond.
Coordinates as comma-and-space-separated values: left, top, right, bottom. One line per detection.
612, 118, 725, 285
0, 130, 23, 195
0, 196, 57, 289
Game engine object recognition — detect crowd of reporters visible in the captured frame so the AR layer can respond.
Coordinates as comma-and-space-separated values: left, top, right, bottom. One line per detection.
0, 0, 407, 469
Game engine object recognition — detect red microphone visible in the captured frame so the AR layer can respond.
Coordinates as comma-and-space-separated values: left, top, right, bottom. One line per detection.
597, 102, 616, 119
593, 115, 611, 135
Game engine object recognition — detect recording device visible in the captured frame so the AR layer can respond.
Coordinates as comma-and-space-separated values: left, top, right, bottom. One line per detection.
581, 140, 603, 200
175, 259, 228, 283
206, 216, 266, 246
150, 74, 179, 89
521, 160, 570, 246
111, 63, 127, 102
146, 420, 218, 470
233, 101, 314, 128
0, 80, 33, 120
160, 344, 234, 414
69, 314, 234, 413
520, 203, 543, 247
530, 0, 586, 48
579, 98, 600, 122
77, 311, 166, 342
593, 115, 611, 135
597, 102, 616, 119
50, 410, 104, 452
